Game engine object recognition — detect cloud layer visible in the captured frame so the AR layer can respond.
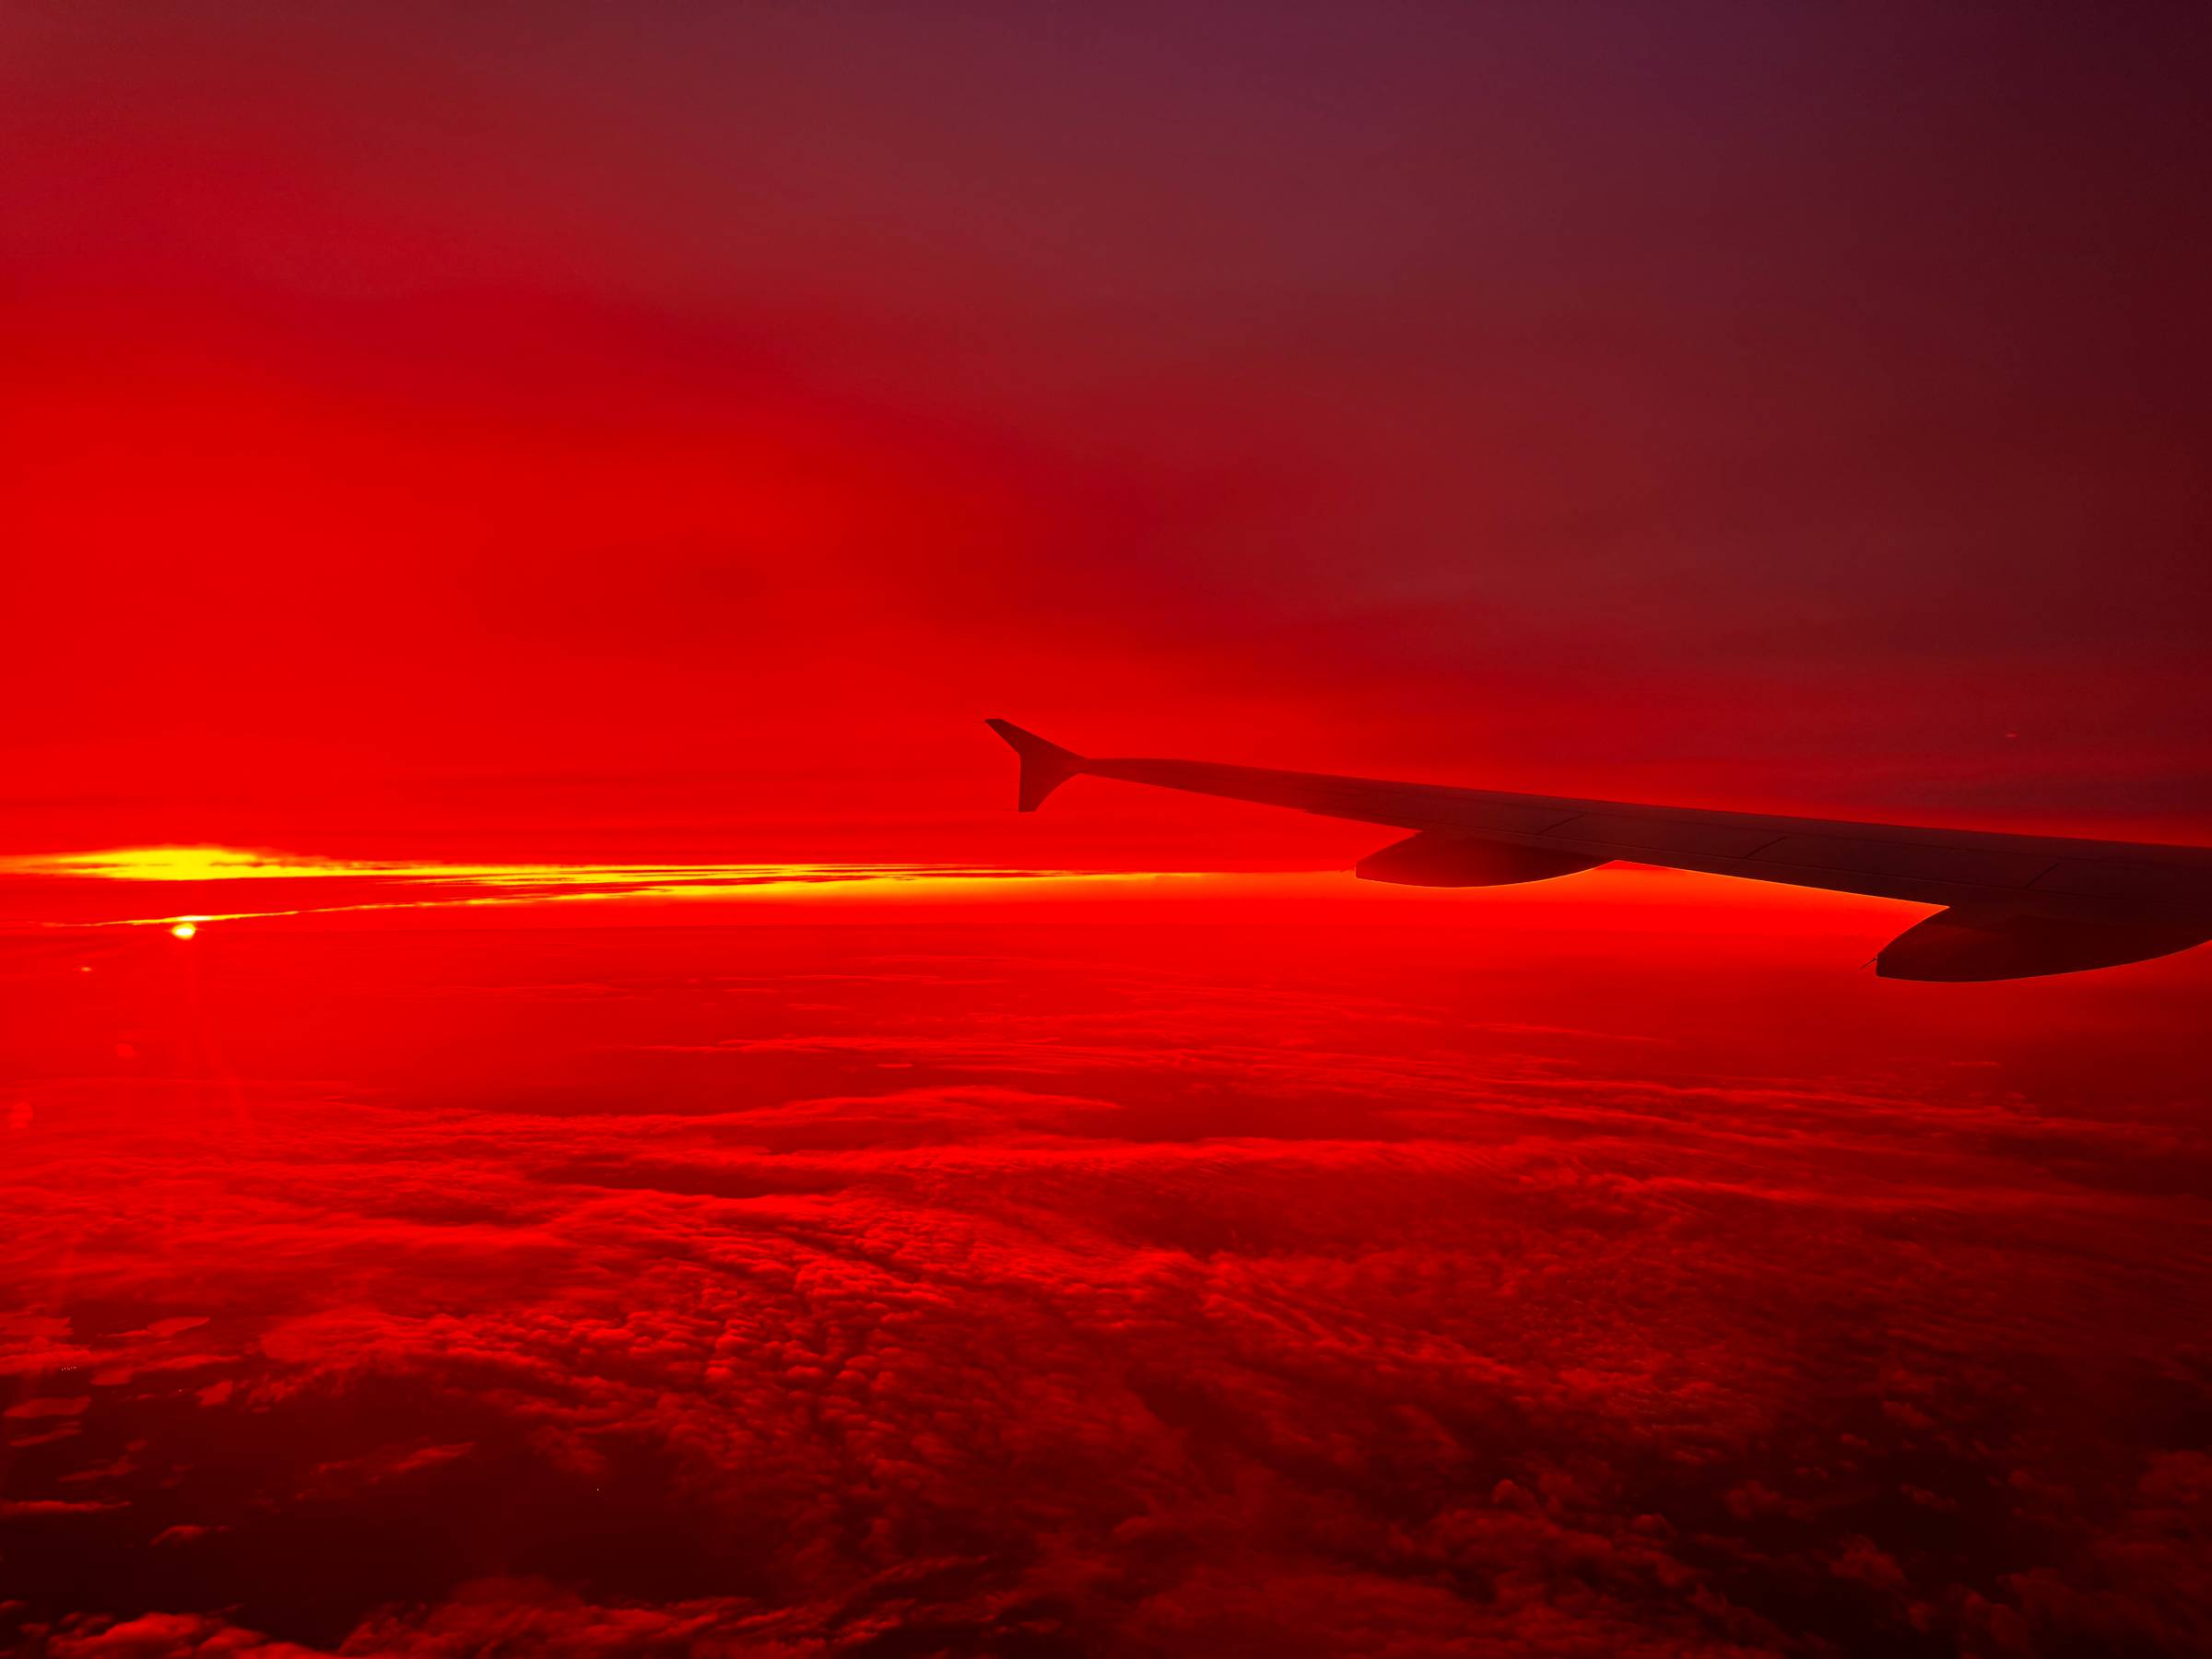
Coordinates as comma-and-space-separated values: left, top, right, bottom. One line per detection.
5, 921, 2208, 1653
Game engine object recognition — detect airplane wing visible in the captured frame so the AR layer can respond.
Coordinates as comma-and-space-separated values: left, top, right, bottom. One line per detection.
984, 719, 2212, 981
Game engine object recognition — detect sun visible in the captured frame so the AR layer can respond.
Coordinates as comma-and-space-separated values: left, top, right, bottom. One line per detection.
170, 920, 199, 940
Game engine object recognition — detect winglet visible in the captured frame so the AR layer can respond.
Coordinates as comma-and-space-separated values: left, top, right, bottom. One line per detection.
985, 719, 1085, 812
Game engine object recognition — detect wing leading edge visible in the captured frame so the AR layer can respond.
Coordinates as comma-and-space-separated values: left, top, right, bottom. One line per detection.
983, 719, 2212, 981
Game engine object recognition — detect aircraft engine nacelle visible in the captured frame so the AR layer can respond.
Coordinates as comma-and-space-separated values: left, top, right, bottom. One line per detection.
1356, 831, 1609, 888
1876, 907, 2212, 982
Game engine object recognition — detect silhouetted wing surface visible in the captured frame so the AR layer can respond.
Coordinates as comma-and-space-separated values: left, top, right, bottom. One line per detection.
984, 719, 2212, 981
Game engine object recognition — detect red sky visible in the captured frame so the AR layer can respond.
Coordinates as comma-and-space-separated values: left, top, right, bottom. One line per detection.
5, 1, 2208, 866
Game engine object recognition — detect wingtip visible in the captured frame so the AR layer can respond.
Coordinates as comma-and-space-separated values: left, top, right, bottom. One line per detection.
983, 718, 1085, 811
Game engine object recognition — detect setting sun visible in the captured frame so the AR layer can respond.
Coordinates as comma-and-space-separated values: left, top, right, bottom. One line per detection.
168, 919, 197, 939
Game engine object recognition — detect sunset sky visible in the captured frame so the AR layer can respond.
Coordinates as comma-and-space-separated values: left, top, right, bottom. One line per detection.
5, 5, 2210, 1655
6, 1, 2208, 865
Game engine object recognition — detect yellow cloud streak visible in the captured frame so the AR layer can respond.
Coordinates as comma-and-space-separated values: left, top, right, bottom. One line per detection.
9, 847, 1226, 928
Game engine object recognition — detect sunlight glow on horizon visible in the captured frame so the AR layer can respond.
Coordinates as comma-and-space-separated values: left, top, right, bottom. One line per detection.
6, 846, 1248, 930
1, 845, 1210, 896
0, 846, 547, 882
1, 843, 1908, 940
